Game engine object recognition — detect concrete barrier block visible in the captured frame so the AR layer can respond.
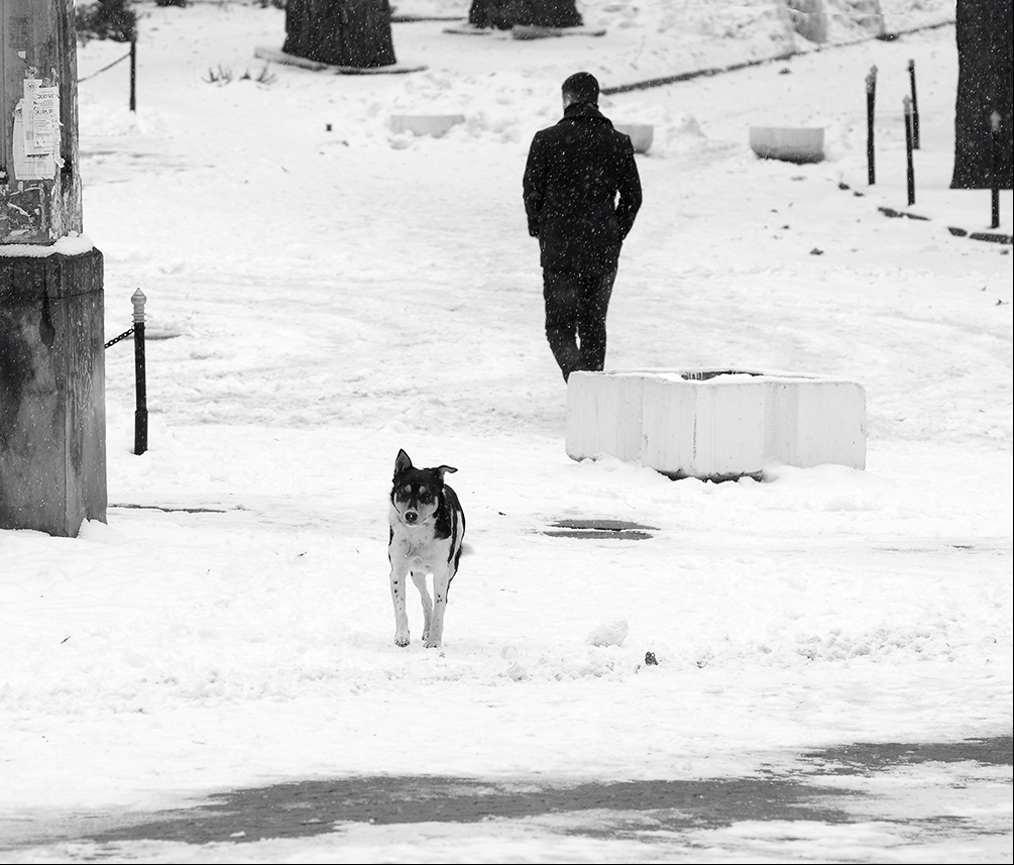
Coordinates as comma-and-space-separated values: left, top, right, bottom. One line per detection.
641, 373, 770, 477
614, 124, 654, 154
749, 127, 825, 164
389, 114, 465, 137
765, 378, 866, 469
567, 369, 866, 479
566, 371, 646, 462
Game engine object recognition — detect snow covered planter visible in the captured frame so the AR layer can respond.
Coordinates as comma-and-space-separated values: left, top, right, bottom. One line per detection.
749, 127, 825, 164
389, 114, 465, 137
614, 124, 654, 154
566, 369, 866, 480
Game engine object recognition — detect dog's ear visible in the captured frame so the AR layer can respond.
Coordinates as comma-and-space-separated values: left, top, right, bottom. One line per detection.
436, 465, 458, 480
395, 449, 412, 476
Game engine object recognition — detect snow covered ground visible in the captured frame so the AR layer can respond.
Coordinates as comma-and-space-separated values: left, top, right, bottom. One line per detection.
1, 0, 1011, 861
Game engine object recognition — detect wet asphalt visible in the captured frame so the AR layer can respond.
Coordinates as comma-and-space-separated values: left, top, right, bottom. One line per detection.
11, 735, 1002, 851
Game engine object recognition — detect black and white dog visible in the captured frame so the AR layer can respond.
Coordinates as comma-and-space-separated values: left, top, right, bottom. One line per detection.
388, 449, 465, 648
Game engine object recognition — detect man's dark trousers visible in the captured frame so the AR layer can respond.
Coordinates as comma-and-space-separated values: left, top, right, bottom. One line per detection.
543, 267, 617, 382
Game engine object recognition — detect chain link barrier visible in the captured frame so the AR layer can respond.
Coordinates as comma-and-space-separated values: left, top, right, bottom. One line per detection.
77, 49, 131, 84
104, 326, 135, 349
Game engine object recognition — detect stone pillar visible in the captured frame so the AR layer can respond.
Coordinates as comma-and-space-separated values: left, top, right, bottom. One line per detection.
1, 247, 106, 536
0, 1, 104, 537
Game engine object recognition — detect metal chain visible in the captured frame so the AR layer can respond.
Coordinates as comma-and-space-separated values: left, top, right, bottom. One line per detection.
104, 326, 134, 349
77, 50, 131, 84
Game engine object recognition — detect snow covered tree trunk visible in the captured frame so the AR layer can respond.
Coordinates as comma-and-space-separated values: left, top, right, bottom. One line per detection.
283, 0, 396, 68
468, 0, 582, 30
951, 0, 1013, 189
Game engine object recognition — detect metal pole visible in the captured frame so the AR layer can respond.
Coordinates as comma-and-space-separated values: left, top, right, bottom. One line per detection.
904, 96, 915, 206
907, 59, 920, 149
129, 38, 136, 112
991, 110, 1001, 229
866, 65, 877, 185
131, 289, 148, 455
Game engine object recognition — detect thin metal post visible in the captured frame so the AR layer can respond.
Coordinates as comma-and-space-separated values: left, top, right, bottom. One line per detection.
990, 110, 1001, 229
129, 38, 137, 112
904, 96, 915, 206
907, 59, 920, 149
131, 289, 148, 455
865, 65, 877, 185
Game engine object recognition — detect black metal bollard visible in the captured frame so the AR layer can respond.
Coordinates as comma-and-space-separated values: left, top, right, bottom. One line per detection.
866, 65, 877, 185
991, 110, 1001, 229
907, 59, 920, 149
131, 289, 148, 455
904, 96, 915, 206
129, 38, 137, 112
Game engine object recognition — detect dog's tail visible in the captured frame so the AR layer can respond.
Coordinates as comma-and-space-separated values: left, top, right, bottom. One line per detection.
459, 542, 476, 558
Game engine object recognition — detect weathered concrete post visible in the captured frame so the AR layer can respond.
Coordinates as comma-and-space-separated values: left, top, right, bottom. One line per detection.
0, 0, 106, 537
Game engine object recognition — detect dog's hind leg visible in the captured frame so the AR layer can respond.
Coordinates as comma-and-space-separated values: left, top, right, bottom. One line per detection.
390, 562, 412, 647
411, 571, 433, 643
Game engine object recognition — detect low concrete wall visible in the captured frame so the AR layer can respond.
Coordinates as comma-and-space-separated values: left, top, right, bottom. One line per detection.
567, 369, 866, 479
0, 247, 106, 536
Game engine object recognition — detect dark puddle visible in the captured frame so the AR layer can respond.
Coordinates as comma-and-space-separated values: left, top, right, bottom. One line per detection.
802, 735, 1013, 772
542, 518, 659, 540
85, 777, 857, 846
80, 736, 1011, 847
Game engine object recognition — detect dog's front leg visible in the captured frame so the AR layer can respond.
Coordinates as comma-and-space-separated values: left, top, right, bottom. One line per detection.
425, 568, 451, 649
390, 562, 411, 647
410, 571, 433, 643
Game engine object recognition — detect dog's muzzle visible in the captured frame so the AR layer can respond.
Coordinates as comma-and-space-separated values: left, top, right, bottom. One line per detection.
403, 510, 418, 524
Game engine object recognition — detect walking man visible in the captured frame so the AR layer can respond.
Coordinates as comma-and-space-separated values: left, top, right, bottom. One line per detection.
523, 71, 642, 382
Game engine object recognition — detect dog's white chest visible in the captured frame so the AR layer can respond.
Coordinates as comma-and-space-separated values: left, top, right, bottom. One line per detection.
390, 521, 447, 569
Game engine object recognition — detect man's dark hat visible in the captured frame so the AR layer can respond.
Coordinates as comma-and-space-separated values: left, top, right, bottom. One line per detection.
562, 71, 599, 105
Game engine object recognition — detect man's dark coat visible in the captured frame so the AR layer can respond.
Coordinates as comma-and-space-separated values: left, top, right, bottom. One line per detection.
523, 102, 642, 274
